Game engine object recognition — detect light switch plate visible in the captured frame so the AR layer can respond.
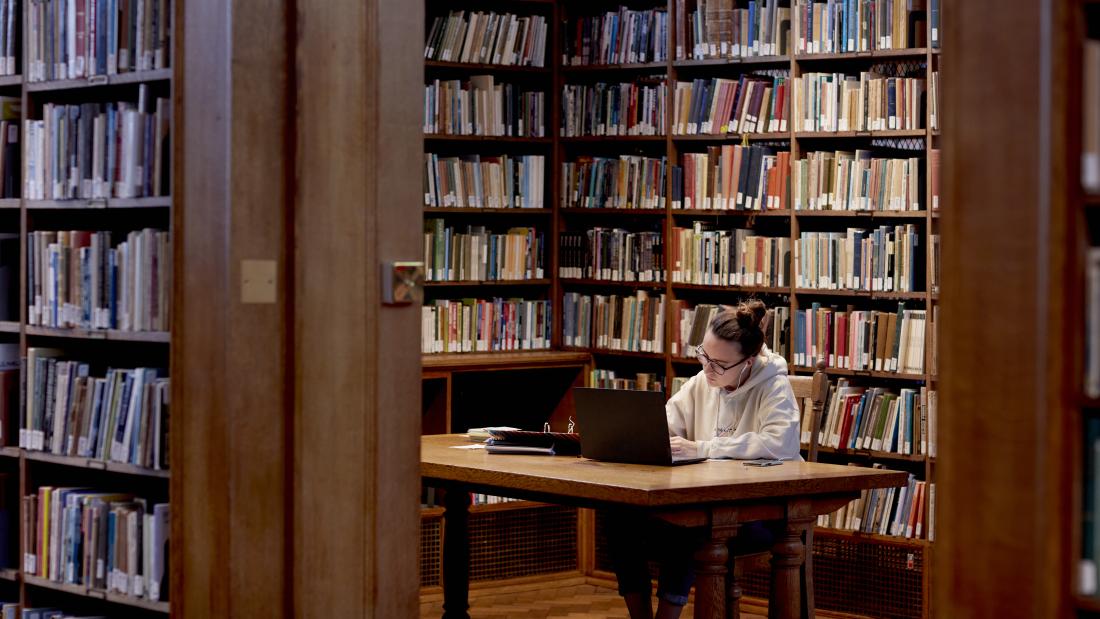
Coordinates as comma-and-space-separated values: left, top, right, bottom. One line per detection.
382, 261, 424, 305
241, 259, 277, 304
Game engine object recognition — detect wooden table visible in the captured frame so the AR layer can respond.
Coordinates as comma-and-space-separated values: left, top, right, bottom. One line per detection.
422, 435, 907, 619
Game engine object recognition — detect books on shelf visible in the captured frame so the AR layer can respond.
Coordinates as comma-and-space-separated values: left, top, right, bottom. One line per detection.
1083, 417, 1100, 595
0, 233, 16, 321
425, 77, 546, 137
671, 74, 789, 135
27, 229, 172, 332
1087, 248, 1100, 398
19, 355, 169, 470
671, 302, 789, 358
794, 225, 921, 292
812, 379, 934, 454
588, 368, 664, 391
670, 376, 690, 395
561, 80, 667, 137
0, 0, 13, 76
0, 344, 16, 446
28, 0, 171, 82
792, 71, 925, 132
425, 10, 548, 67
929, 0, 939, 49
0, 97, 18, 200
564, 7, 669, 66
793, 0, 927, 55
421, 297, 551, 354
793, 302, 926, 374
561, 155, 667, 210
929, 234, 939, 294
673, 0, 791, 60
424, 153, 545, 209
423, 220, 545, 282
22, 489, 169, 601
559, 228, 664, 283
24, 86, 171, 200
673, 144, 790, 211
670, 223, 790, 287
1085, 40, 1100, 193
929, 70, 939, 132
792, 150, 922, 211
818, 473, 929, 540
421, 488, 524, 508
472, 494, 522, 506
929, 148, 940, 210
562, 290, 665, 354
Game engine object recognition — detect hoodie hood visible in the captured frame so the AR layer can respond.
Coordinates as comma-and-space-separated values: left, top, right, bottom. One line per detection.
721, 344, 788, 400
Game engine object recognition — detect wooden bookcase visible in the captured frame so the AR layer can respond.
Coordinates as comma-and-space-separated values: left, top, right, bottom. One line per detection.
0, 2, 178, 617
421, 1, 940, 616
1077, 1, 1099, 616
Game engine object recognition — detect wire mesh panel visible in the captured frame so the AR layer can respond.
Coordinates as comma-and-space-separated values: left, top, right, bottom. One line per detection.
420, 506, 580, 587
420, 514, 443, 587
468, 505, 579, 582
741, 532, 924, 619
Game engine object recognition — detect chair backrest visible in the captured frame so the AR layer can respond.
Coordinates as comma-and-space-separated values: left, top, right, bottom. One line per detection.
787, 361, 829, 463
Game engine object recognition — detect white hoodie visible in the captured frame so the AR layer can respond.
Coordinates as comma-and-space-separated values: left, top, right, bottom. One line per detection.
666, 345, 802, 461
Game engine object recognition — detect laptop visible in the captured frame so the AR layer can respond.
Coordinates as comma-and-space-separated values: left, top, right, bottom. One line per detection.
573, 388, 706, 466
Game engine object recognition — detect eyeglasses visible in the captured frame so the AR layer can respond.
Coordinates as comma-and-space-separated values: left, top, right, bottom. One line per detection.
696, 347, 750, 376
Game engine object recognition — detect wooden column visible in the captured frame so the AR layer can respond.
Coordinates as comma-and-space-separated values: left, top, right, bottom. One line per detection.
936, 0, 1075, 616
177, 0, 422, 616
293, 0, 423, 617
175, 0, 292, 616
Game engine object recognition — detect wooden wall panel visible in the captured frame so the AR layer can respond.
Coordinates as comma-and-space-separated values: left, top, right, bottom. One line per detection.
936, 0, 1074, 616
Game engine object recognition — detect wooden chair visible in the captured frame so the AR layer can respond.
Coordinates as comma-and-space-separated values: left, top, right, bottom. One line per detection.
725, 360, 830, 619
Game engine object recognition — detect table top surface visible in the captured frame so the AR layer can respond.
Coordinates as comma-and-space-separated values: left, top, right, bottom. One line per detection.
422, 434, 910, 507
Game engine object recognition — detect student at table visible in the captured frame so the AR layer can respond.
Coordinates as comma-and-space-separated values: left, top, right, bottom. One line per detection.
608, 299, 802, 619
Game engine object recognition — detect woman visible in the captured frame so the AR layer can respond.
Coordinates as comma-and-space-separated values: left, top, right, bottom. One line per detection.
608, 299, 801, 619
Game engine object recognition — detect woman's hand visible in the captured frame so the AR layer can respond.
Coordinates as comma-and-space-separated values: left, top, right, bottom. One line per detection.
669, 436, 699, 459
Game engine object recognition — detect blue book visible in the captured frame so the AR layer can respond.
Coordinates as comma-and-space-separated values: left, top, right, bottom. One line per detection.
841, 0, 848, 52
931, 0, 940, 48
748, 2, 756, 53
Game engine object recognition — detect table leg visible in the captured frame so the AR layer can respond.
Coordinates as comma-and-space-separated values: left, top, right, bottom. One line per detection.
724, 524, 743, 619
768, 517, 812, 619
442, 489, 471, 619
693, 536, 728, 619
801, 526, 815, 619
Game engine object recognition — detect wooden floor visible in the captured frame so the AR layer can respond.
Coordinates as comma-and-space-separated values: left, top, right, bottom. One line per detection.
419, 578, 768, 619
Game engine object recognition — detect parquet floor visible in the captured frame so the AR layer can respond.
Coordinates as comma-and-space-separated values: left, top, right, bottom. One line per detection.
419, 579, 768, 619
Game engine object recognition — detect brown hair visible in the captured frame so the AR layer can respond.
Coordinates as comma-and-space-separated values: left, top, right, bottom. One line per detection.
708, 300, 768, 357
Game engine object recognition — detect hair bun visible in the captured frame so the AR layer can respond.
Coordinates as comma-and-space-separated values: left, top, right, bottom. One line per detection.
735, 300, 767, 330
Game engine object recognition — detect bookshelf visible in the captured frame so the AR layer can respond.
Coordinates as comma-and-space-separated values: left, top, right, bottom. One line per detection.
422, 0, 939, 616
0, 0, 179, 616
1080, 1, 1100, 616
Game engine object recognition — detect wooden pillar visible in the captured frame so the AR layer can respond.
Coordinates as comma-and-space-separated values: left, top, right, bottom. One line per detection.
293, 0, 424, 617
936, 0, 1075, 616
175, 0, 292, 616
177, 0, 422, 616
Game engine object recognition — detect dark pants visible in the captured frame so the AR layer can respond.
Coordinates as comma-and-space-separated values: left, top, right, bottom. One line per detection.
605, 510, 782, 606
